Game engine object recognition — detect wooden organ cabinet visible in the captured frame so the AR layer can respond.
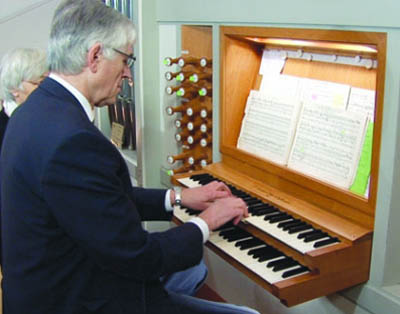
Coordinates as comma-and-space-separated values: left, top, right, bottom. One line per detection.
164, 26, 213, 176
172, 26, 387, 306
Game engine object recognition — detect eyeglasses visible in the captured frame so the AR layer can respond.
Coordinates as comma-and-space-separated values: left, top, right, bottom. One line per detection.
112, 48, 136, 68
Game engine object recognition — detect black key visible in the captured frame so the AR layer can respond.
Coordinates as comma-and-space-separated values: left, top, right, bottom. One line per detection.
220, 229, 251, 242
244, 198, 262, 206
233, 191, 250, 198
282, 266, 309, 278
227, 232, 252, 242
288, 223, 312, 234
197, 178, 218, 185
271, 258, 298, 272
257, 249, 283, 262
264, 212, 288, 222
313, 237, 340, 248
303, 232, 327, 242
235, 238, 264, 250
297, 229, 320, 239
282, 221, 305, 231
248, 246, 269, 257
278, 219, 300, 229
269, 213, 292, 223
255, 207, 280, 216
249, 203, 270, 210
219, 228, 242, 238
266, 257, 287, 268
190, 173, 211, 180
215, 223, 234, 232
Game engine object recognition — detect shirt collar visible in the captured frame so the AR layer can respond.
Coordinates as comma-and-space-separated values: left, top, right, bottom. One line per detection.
49, 73, 95, 123
3, 100, 19, 117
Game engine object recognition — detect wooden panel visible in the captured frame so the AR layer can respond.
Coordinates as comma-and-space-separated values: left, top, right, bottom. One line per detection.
182, 25, 212, 58
220, 36, 261, 147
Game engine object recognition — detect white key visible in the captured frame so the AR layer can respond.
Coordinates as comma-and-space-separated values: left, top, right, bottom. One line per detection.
209, 231, 309, 283
246, 215, 332, 254
173, 205, 193, 223
177, 177, 201, 188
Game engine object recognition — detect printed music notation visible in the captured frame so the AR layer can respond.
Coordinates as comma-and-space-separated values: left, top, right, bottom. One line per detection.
288, 103, 367, 189
237, 89, 302, 165
237, 74, 375, 191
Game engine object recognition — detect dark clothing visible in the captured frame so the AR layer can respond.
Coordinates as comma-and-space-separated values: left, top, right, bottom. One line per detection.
0, 107, 9, 265
0, 108, 8, 148
1, 78, 203, 314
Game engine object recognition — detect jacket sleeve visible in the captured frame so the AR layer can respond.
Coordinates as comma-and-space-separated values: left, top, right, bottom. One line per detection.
41, 130, 203, 281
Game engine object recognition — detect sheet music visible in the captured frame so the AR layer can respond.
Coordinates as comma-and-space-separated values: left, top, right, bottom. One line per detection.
260, 74, 303, 99
347, 87, 375, 120
300, 78, 350, 110
287, 103, 367, 189
237, 88, 302, 165
259, 50, 285, 76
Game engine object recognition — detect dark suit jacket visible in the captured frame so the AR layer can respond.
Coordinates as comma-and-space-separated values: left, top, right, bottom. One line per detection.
1, 78, 203, 314
0, 107, 9, 265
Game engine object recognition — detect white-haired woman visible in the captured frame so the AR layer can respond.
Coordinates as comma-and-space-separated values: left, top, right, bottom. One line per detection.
0, 47, 48, 265
0, 48, 47, 121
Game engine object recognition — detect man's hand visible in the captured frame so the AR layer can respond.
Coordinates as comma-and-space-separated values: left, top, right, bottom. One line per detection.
198, 197, 248, 231
181, 181, 232, 210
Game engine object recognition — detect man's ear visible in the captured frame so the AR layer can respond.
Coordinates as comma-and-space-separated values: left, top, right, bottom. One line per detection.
87, 43, 103, 73
11, 89, 20, 99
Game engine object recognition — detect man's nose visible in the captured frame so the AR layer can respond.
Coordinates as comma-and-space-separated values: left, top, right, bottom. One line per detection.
123, 66, 132, 79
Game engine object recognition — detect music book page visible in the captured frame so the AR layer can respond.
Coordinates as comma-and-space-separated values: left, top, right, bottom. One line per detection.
287, 103, 368, 189
237, 84, 302, 165
300, 78, 350, 110
259, 50, 286, 76
347, 87, 375, 120
347, 87, 375, 197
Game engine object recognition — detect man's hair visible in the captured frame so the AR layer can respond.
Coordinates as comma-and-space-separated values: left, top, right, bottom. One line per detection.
0, 48, 47, 102
48, 0, 136, 75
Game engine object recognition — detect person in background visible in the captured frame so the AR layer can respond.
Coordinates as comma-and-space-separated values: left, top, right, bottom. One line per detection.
0, 48, 48, 265
1, 1, 259, 314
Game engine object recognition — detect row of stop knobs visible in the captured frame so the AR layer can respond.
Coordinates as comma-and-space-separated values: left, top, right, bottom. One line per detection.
163, 55, 213, 175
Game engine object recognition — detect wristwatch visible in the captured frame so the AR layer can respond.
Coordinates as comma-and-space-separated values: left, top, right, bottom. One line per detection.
173, 186, 182, 206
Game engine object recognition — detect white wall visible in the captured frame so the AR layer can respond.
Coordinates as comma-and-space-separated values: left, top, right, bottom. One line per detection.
0, 0, 60, 58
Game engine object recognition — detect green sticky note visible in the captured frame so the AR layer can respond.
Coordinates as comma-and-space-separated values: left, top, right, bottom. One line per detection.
350, 122, 373, 196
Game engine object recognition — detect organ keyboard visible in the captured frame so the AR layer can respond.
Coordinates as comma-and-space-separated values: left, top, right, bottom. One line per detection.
175, 204, 311, 284
171, 162, 373, 307
179, 173, 340, 254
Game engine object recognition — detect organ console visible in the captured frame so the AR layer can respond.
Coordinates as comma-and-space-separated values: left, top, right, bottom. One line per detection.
171, 26, 387, 307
